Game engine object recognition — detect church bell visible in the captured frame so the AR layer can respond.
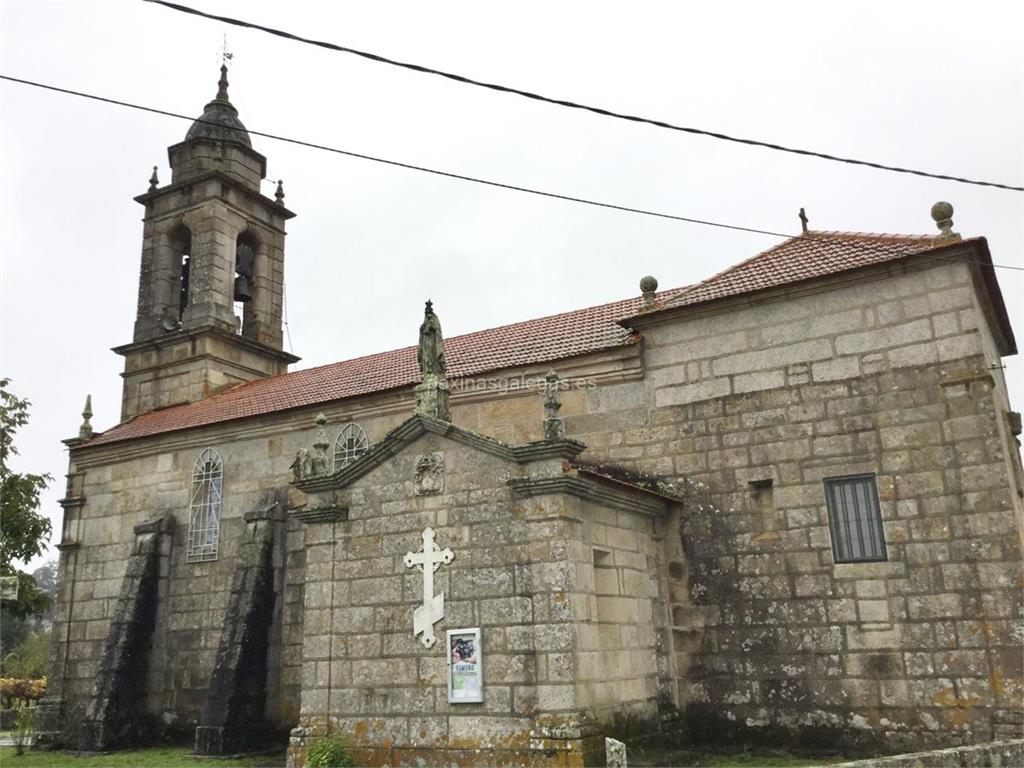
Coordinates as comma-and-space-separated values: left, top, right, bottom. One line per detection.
233, 242, 254, 302
233, 274, 252, 302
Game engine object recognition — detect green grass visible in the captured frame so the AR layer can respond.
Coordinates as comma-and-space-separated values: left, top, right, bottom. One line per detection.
0, 746, 286, 767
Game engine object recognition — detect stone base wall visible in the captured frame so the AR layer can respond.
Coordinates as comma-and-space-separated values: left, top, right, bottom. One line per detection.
820, 739, 1024, 768
286, 723, 605, 768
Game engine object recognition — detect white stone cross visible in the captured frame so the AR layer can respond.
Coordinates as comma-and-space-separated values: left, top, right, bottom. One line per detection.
403, 527, 454, 648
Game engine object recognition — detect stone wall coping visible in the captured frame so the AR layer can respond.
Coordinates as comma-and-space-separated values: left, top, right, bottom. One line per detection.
132, 514, 174, 536
508, 474, 672, 517
621, 242, 1015, 356
814, 738, 1024, 768
289, 505, 347, 525
294, 414, 586, 493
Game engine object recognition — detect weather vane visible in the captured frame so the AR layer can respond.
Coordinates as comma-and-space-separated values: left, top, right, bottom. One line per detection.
221, 33, 233, 66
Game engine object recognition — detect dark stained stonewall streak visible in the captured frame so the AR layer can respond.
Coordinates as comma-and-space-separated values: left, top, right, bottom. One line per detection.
194, 500, 281, 755
79, 516, 172, 752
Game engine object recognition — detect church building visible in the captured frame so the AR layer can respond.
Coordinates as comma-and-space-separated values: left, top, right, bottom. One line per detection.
38, 68, 1023, 766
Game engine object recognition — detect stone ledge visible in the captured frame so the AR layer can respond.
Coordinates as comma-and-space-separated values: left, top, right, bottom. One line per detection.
290, 506, 347, 525
814, 739, 1024, 768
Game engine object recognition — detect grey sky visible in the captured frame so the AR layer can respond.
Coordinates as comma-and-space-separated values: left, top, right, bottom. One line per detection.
1, 0, 1021, 570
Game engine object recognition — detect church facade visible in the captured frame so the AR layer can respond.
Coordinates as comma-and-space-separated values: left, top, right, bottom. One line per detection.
38, 69, 1023, 765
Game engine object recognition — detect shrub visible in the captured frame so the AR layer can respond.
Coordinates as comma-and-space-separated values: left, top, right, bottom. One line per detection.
307, 732, 354, 768
12, 704, 36, 755
2, 630, 50, 679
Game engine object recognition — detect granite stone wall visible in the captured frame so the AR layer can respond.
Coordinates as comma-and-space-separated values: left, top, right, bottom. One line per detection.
291, 431, 673, 766
567, 259, 1024, 750
49, 256, 1022, 754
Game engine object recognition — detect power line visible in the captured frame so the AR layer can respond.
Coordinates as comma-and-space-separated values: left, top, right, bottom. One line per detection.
143, 0, 1024, 194
0, 74, 790, 239
2, 73, 1022, 276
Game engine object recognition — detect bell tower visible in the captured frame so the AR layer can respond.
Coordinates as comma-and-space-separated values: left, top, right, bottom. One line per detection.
115, 65, 299, 421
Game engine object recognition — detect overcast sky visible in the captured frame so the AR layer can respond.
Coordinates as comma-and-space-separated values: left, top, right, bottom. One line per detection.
1, 0, 1021, 570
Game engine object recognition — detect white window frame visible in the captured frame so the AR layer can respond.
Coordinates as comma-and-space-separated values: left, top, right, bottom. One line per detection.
334, 422, 370, 470
188, 448, 223, 563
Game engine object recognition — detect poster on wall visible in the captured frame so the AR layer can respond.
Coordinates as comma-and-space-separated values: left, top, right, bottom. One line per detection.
447, 627, 483, 703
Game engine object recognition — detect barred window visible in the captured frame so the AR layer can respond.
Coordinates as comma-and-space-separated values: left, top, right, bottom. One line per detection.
334, 423, 369, 469
188, 448, 223, 562
824, 474, 886, 563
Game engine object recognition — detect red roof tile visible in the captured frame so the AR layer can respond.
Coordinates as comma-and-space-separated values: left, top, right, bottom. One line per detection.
657, 230, 978, 312
87, 288, 688, 447
86, 230, 1011, 448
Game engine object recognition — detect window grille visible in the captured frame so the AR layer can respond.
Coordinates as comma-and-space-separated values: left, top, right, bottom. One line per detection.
824, 474, 886, 563
334, 423, 370, 469
188, 448, 223, 562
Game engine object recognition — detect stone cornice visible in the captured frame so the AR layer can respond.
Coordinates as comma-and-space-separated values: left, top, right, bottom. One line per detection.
70, 346, 639, 468
508, 474, 672, 517
295, 414, 586, 493
112, 324, 300, 365
290, 506, 348, 525
135, 168, 294, 222
620, 244, 984, 332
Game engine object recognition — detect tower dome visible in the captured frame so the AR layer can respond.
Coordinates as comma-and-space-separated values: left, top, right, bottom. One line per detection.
184, 64, 252, 148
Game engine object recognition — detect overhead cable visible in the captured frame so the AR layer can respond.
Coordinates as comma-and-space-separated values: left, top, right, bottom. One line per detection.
143, 0, 1024, 193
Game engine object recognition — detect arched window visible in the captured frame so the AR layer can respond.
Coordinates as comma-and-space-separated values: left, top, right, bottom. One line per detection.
170, 225, 192, 322
188, 448, 223, 562
334, 423, 369, 469
234, 231, 258, 337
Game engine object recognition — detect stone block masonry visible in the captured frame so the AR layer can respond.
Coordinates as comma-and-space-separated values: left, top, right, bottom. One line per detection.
78, 515, 172, 751
195, 500, 283, 755
817, 739, 1024, 768
48, 246, 1022, 759
287, 426, 677, 767
582, 355, 1023, 751
567, 260, 1023, 751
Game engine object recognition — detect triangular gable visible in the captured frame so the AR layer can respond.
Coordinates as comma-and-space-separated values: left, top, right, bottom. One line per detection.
293, 414, 585, 493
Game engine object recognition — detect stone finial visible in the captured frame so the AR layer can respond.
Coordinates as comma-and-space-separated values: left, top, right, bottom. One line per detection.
78, 395, 93, 440
148, 166, 159, 193
799, 207, 808, 233
275, 180, 285, 206
640, 275, 658, 309
930, 201, 960, 241
543, 370, 566, 441
414, 301, 451, 421
311, 412, 330, 476
216, 63, 230, 101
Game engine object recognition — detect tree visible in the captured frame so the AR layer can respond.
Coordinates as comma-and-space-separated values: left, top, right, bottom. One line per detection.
0, 378, 52, 620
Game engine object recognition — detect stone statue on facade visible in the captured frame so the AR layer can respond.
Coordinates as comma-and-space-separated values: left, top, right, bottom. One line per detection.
417, 300, 446, 375
414, 300, 451, 421
290, 413, 332, 481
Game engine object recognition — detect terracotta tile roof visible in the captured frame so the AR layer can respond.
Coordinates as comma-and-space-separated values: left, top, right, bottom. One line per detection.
656, 230, 979, 312
86, 229, 1012, 449
86, 288, 688, 447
